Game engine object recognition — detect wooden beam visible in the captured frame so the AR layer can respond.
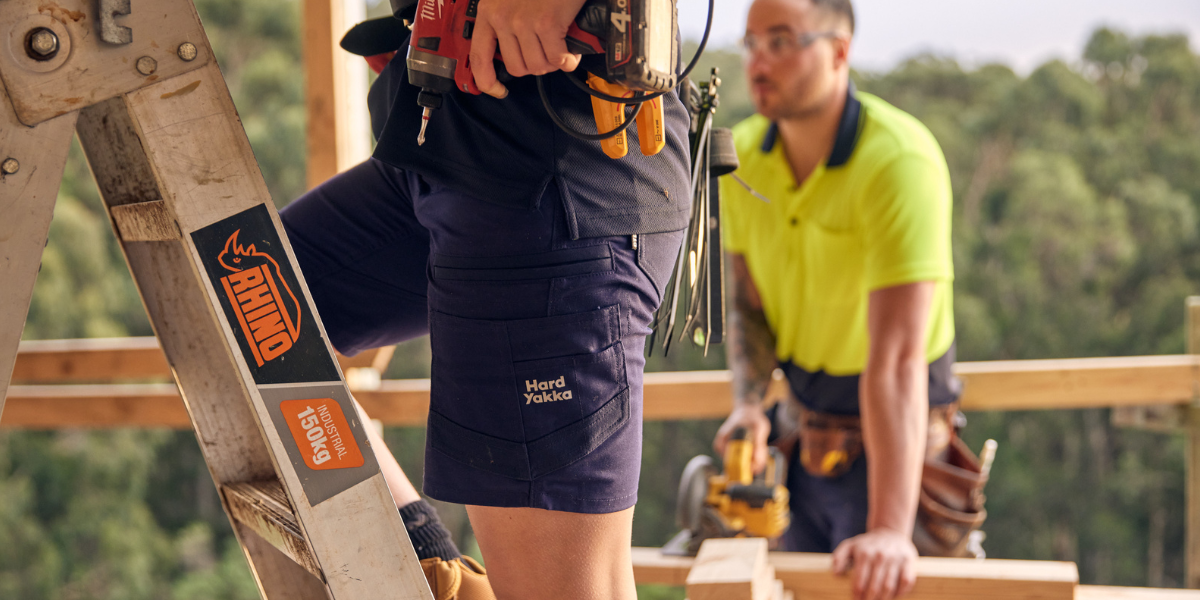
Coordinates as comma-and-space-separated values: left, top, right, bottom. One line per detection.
1187, 297, 1200, 589
643, 370, 735, 420
633, 547, 1079, 600
2, 384, 189, 428
686, 538, 775, 600
13, 337, 171, 383
7, 353, 1200, 428
1077, 587, 1200, 599
302, 0, 371, 188
955, 355, 1196, 412
12, 337, 392, 384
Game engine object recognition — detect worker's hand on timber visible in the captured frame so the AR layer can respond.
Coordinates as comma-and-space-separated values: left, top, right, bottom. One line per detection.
831, 528, 918, 600
713, 405, 772, 474
470, 0, 588, 99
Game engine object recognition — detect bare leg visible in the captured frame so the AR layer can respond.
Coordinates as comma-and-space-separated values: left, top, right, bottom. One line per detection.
352, 397, 421, 508
466, 505, 635, 600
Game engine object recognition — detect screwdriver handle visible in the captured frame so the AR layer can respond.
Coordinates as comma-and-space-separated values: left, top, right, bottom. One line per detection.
635, 94, 666, 156
587, 74, 631, 159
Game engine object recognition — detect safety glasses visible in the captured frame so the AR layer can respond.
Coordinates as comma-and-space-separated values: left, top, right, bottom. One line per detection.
740, 30, 840, 61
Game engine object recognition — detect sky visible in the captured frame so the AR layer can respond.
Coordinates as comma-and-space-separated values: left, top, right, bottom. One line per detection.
679, 0, 1200, 73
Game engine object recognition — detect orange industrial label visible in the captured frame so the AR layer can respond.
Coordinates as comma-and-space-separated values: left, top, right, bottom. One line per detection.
280, 398, 365, 470
217, 230, 302, 367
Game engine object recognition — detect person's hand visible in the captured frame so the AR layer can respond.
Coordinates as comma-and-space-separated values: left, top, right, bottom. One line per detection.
713, 404, 772, 474
469, 0, 588, 98
831, 528, 918, 600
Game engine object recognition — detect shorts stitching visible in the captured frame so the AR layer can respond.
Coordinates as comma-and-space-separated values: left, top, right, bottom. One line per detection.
503, 324, 532, 450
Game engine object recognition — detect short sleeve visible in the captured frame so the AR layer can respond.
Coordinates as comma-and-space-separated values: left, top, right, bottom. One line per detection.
719, 174, 749, 255
859, 153, 954, 290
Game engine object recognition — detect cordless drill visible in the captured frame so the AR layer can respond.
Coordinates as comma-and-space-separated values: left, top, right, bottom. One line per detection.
406, 0, 680, 145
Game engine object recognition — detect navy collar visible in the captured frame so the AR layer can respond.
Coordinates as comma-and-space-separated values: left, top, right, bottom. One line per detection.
760, 82, 863, 168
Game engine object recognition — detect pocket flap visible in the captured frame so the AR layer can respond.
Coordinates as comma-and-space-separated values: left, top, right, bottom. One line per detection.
507, 305, 621, 362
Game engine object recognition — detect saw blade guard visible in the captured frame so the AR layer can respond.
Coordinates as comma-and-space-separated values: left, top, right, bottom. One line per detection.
676, 454, 716, 533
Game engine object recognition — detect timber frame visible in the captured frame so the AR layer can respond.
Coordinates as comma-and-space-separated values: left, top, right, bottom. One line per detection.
2, 0, 1199, 596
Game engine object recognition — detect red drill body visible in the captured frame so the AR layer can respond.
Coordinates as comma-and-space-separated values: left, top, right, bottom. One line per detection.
405, 0, 606, 143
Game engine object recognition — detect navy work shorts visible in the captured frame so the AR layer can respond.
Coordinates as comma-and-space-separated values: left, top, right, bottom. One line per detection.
280, 159, 684, 514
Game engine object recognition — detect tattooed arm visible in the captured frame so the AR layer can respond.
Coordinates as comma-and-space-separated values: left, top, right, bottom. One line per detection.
713, 252, 778, 473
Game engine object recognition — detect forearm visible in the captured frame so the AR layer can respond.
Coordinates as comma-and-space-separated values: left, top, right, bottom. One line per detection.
859, 356, 927, 536
726, 253, 778, 408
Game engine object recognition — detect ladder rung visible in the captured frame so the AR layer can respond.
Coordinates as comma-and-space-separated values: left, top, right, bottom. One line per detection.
223, 480, 322, 579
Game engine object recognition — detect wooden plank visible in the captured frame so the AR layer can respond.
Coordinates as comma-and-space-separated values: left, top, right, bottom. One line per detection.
643, 370, 735, 420
12, 337, 386, 384
224, 480, 322, 579
631, 547, 1078, 600
12, 337, 170, 383
1187, 297, 1200, 590
1, 384, 188, 428
110, 201, 181, 242
686, 538, 774, 600
7, 353, 1200, 428
631, 547, 694, 586
771, 553, 1076, 600
955, 355, 1196, 412
1077, 587, 1200, 599
0, 79, 77, 418
302, 0, 370, 188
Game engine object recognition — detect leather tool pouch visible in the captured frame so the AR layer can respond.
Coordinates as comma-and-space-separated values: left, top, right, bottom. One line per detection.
914, 404, 989, 558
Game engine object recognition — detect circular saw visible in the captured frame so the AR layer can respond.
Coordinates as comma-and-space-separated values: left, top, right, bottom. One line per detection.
663, 428, 791, 556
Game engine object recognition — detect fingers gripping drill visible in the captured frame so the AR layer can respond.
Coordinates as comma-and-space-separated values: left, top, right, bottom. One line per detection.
405, 0, 676, 154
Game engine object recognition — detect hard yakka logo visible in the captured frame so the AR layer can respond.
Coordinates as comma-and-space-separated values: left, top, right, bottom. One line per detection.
217, 230, 302, 367
192, 204, 340, 385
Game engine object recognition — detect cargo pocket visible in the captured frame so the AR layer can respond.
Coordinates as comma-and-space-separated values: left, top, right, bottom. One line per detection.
430, 244, 613, 281
426, 305, 630, 481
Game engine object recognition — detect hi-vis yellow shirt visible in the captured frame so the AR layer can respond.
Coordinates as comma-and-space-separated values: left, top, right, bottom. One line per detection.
720, 91, 955, 377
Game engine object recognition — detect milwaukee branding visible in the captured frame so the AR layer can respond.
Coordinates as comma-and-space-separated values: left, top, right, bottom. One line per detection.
281, 398, 365, 471
218, 230, 301, 367
524, 376, 574, 404
419, 0, 442, 22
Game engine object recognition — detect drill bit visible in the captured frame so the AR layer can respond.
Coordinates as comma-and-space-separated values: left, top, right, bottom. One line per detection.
417, 107, 432, 145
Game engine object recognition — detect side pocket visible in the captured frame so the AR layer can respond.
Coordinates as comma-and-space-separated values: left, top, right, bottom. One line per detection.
426, 305, 630, 481
635, 229, 686, 301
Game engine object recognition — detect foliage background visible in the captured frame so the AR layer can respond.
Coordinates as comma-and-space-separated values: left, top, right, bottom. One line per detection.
1, 0, 1198, 596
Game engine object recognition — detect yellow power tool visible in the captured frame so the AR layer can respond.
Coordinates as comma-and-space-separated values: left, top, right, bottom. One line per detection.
663, 428, 791, 556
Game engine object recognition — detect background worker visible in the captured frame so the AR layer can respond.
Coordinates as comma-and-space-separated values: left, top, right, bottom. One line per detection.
281, 0, 691, 598
713, 1, 959, 599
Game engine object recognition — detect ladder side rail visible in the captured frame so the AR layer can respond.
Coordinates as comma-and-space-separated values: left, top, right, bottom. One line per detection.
0, 79, 77, 418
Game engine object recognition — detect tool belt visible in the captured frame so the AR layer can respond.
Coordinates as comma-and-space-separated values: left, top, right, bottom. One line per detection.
771, 401, 988, 558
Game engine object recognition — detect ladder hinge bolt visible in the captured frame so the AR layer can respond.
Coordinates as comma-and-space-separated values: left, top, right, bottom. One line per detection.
25, 28, 59, 60
1, 158, 19, 175
136, 56, 158, 76
177, 42, 198, 62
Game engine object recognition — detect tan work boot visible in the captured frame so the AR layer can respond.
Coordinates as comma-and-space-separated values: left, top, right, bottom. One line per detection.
420, 556, 496, 600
